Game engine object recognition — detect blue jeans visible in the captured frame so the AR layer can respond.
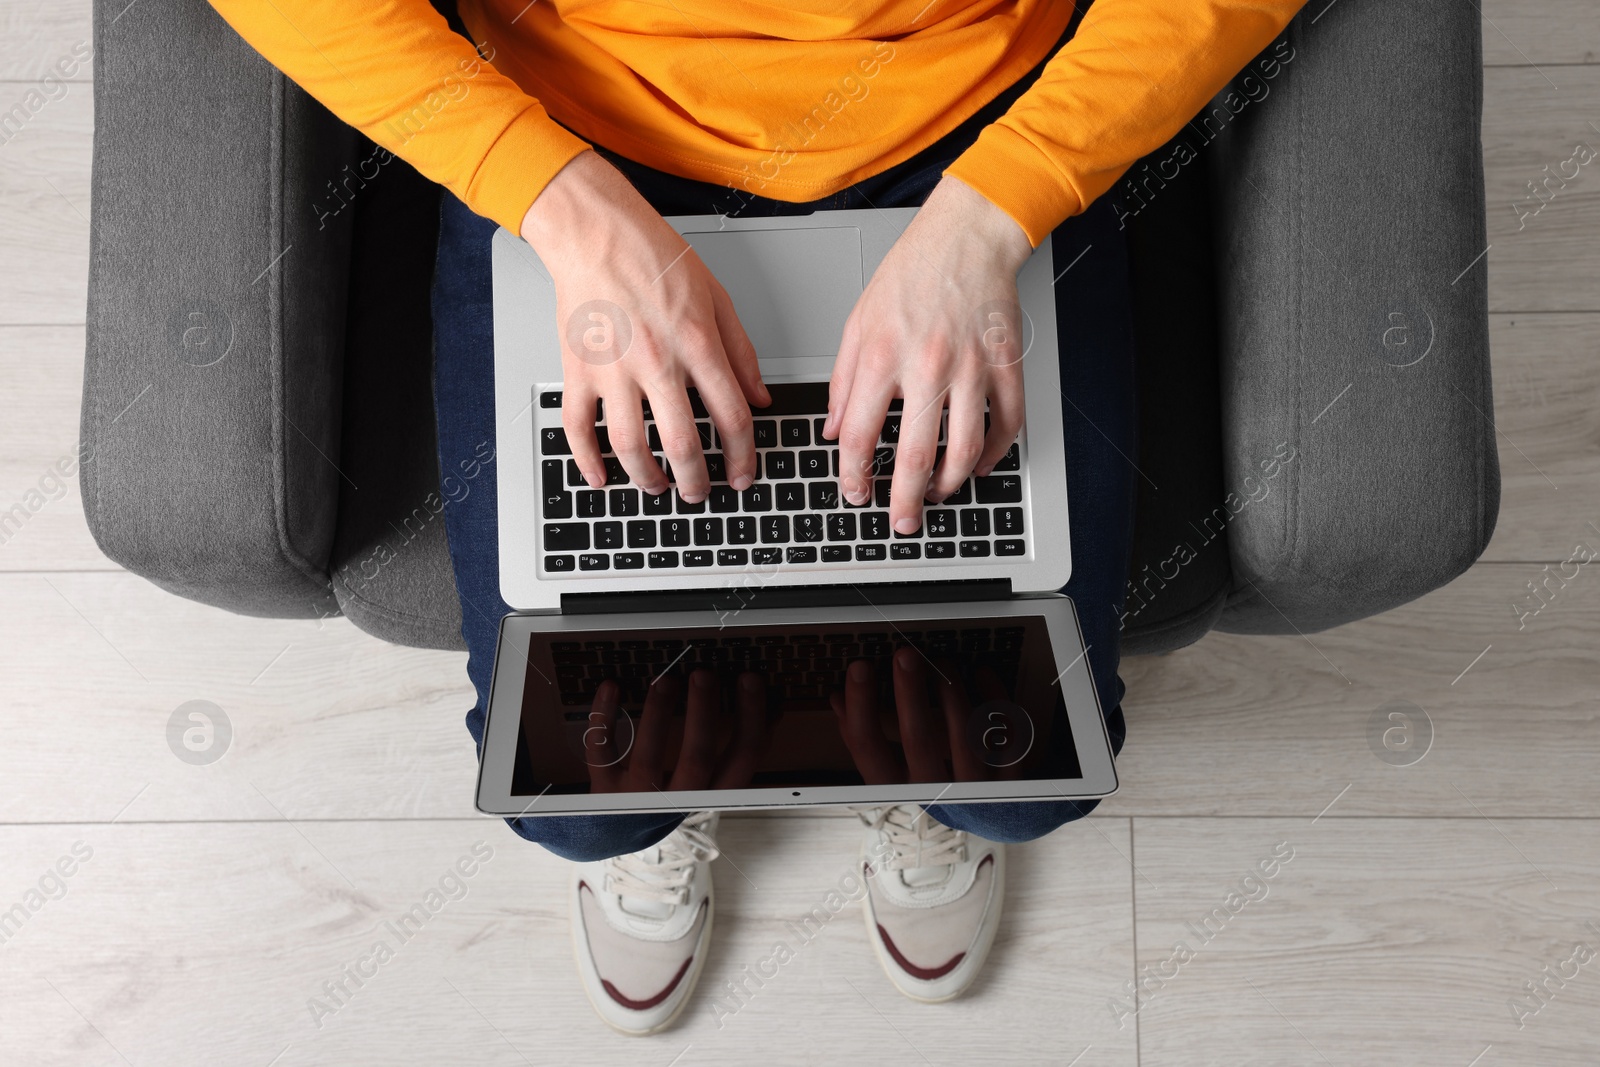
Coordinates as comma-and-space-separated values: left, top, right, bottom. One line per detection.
430, 48, 1136, 863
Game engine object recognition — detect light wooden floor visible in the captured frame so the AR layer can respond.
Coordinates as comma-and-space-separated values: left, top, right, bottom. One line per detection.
2, 3, 1597, 1065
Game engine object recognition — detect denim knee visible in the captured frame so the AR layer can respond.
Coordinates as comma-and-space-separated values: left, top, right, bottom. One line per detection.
924, 797, 1102, 844
503, 812, 687, 863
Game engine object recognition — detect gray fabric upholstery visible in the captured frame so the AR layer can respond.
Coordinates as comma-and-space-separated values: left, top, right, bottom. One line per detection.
329, 144, 465, 650
1208, 0, 1499, 634
82, 0, 356, 619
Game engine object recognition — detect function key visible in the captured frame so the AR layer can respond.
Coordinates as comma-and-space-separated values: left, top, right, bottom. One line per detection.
822, 545, 851, 562
718, 548, 749, 566
544, 554, 575, 572
925, 542, 956, 559
785, 547, 818, 564
648, 550, 679, 568
753, 547, 783, 565
684, 550, 714, 567
890, 543, 921, 560
855, 544, 887, 562
579, 553, 610, 570
995, 539, 1026, 556
958, 540, 992, 557
615, 552, 645, 569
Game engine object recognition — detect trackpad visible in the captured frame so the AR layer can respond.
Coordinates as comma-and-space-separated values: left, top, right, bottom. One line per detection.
683, 227, 863, 360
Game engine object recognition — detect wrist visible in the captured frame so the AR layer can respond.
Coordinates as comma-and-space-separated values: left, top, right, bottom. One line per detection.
927, 174, 1033, 273
519, 149, 621, 255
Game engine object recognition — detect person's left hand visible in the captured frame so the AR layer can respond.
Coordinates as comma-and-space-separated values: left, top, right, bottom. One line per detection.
823, 176, 1033, 535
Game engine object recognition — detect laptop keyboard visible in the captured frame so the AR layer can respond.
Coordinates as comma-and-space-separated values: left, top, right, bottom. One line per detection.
536, 382, 1027, 575
552, 625, 1027, 709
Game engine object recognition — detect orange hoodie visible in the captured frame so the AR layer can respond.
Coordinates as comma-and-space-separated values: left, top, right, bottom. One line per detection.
207, 0, 1303, 246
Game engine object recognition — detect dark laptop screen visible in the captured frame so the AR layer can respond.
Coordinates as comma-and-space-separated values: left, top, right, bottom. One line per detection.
509, 615, 1080, 795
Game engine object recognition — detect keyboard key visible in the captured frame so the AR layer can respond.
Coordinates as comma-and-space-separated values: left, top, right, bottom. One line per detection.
648, 550, 679, 568
685, 550, 713, 567
543, 524, 590, 551
703, 454, 727, 483
855, 544, 887, 562
695, 422, 713, 449
601, 458, 628, 485
727, 516, 758, 544
880, 414, 901, 443
753, 547, 782, 565
686, 389, 709, 418
544, 491, 572, 519
809, 481, 839, 510
741, 484, 772, 512
890, 543, 922, 560
579, 553, 609, 570
646, 424, 662, 451
545, 554, 575, 572
594, 426, 612, 454
960, 509, 991, 537
777, 484, 806, 511
872, 447, 895, 476
799, 449, 831, 478
994, 443, 1020, 471
539, 391, 562, 409
610, 488, 639, 516
675, 491, 706, 514
822, 545, 851, 562
540, 427, 570, 454
873, 480, 893, 508
577, 490, 606, 518
996, 539, 1026, 556
661, 519, 691, 547
754, 420, 778, 448
976, 475, 1023, 503
595, 522, 624, 550
827, 513, 856, 541
995, 507, 1024, 535
925, 542, 956, 559
718, 548, 749, 567
766, 451, 796, 480
541, 461, 572, 517
781, 419, 810, 446
814, 417, 833, 443
626, 520, 656, 548
761, 515, 791, 543
794, 514, 824, 542
643, 490, 673, 515
925, 509, 957, 537
786, 546, 818, 564
710, 486, 739, 513
565, 459, 584, 486
959, 540, 992, 557
946, 480, 973, 505
861, 512, 890, 540
615, 552, 644, 569
693, 518, 724, 546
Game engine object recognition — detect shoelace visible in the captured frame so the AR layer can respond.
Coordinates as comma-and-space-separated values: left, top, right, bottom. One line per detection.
855, 805, 967, 873
604, 811, 721, 907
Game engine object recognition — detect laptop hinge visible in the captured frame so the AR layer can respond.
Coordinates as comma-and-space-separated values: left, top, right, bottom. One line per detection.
559, 578, 1013, 616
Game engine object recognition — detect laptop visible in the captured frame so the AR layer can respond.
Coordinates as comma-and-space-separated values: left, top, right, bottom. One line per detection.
477, 206, 1117, 817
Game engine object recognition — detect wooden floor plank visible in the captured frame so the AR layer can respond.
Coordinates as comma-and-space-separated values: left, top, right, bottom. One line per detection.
0, 816, 1137, 1066
0, 0, 92, 83
1482, 0, 1600, 66
1132, 818, 1600, 1066
0, 86, 91, 325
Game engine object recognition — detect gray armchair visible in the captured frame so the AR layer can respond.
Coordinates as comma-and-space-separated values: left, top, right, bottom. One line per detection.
81, 0, 1498, 655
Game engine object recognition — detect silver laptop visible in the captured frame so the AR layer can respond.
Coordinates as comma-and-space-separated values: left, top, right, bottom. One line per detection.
477, 207, 1116, 816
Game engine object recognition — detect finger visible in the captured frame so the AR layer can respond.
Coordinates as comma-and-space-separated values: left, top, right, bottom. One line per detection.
713, 671, 770, 789
893, 647, 945, 783
839, 659, 903, 784
927, 384, 984, 503
605, 383, 668, 495
974, 368, 1024, 477
584, 680, 624, 792
629, 672, 678, 790
562, 381, 607, 490
824, 314, 862, 441
648, 387, 708, 502
837, 361, 895, 507
691, 352, 759, 493
669, 670, 720, 791
889, 384, 946, 534
711, 282, 770, 409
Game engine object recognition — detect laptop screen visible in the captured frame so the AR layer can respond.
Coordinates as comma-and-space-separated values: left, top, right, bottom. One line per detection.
508, 614, 1079, 795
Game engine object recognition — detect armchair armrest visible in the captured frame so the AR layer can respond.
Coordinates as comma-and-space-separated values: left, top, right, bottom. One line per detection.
1209, 0, 1500, 634
81, 0, 357, 618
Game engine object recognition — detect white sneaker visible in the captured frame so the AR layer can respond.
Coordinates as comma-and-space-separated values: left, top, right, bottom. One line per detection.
856, 804, 1006, 1002
569, 811, 719, 1035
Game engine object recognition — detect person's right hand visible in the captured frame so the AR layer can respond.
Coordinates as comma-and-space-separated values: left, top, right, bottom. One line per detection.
520, 150, 770, 502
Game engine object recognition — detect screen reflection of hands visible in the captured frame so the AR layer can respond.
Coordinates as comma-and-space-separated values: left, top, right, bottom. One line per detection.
829, 647, 1026, 784
582, 669, 773, 793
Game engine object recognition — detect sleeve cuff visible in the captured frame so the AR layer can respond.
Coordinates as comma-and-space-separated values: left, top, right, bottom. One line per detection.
944, 123, 1086, 249
465, 106, 594, 235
